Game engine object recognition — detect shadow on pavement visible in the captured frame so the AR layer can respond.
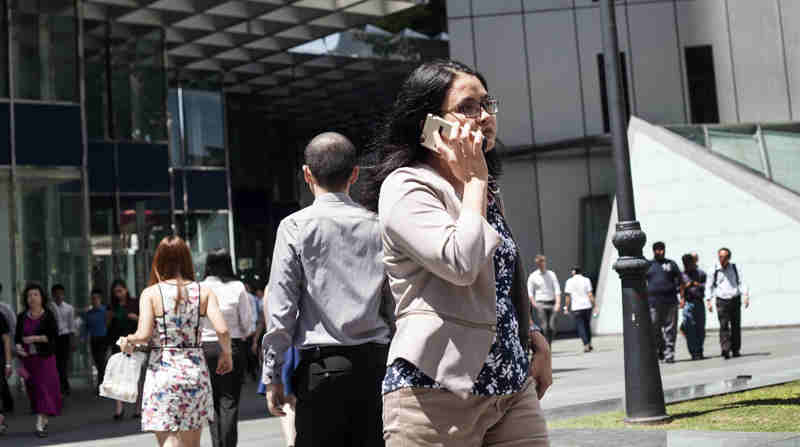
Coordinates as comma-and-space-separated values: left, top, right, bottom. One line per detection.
1, 379, 274, 446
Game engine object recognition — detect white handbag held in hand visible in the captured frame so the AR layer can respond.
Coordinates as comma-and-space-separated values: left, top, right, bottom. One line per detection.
99, 351, 146, 403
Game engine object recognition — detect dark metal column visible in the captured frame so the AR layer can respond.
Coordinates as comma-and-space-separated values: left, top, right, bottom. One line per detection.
599, 0, 669, 423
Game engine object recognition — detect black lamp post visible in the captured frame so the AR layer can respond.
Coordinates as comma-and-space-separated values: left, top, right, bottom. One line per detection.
599, 0, 669, 423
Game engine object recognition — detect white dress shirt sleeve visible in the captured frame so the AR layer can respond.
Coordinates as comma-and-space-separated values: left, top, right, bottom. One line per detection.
238, 284, 255, 337
551, 271, 562, 297
737, 266, 749, 297
527, 272, 536, 299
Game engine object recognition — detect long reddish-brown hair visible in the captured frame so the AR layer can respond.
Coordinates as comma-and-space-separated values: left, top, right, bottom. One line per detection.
149, 235, 195, 311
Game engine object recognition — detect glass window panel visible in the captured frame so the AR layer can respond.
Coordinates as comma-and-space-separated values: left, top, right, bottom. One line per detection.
109, 26, 165, 142
177, 213, 230, 278
0, 2, 8, 98
182, 90, 225, 166
186, 170, 228, 210
85, 20, 107, 140
707, 130, 765, 175
119, 196, 172, 292
168, 89, 182, 165
0, 103, 9, 165
88, 142, 114, 193
117, 143, 169, 193
15, 103, 82, 166
0, 170, 12, 311
763, 130, 800, 194
13, 2, 76, 102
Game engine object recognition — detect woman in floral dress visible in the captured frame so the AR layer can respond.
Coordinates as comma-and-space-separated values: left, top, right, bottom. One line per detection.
120, 235, 232, 447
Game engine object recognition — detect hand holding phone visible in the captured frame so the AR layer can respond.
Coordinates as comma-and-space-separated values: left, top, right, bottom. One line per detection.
420, 114, 459, 153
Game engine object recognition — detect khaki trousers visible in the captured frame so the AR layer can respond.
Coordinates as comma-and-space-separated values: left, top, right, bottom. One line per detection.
383, 378, 549, 447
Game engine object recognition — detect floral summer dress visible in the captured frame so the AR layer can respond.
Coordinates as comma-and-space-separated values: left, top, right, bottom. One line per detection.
141, 282, 214, 431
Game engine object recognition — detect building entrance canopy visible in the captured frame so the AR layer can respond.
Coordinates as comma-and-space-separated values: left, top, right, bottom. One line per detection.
82, 0, 429, 134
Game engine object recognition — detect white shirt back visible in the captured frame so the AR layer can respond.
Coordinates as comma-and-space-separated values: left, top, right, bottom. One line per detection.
565, 274, 593, 311
200, 277, 254, 341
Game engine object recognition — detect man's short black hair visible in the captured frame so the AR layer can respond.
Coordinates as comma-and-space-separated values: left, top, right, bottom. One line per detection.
51, 284, 65, 293
572, 266, 583, 275
653, 241, 665, 251
304, 132, 357, 190
719, 247, 732, 258
91, 288, 104, 297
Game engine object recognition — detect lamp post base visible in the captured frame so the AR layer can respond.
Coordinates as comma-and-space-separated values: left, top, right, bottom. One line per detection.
624, 414, 673, 425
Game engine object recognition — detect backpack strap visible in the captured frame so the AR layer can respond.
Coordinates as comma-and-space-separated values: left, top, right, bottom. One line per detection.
732, 263, 739, 286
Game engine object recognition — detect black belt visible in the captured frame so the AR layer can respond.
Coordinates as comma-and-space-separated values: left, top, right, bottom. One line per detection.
299, 342, 387, 363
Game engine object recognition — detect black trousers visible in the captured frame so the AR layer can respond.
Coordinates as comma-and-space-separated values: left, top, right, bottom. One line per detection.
203, 339, 246, 447
90, 336, 109, 387
294, 343, 389, 447
0, 361, 11, 412
55, 334, 71, 393
716, 296, 742, 354
573, 308, 593, 346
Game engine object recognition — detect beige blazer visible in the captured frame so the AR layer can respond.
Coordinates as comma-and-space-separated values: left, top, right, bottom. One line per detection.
379, 164, 530, 398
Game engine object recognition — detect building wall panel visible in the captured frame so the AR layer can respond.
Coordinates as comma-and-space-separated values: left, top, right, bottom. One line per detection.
525, 10, 584, 143
474, 14, 533, 146
728, 0, 790, 122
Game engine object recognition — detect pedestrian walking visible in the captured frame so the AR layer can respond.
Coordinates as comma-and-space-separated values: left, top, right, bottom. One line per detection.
262, 132, 393, 447
706, 248, 750, 359
527, 255, 561, 345
107, 279, 140, 419
15, 283, 62, 437
50, 284, 77, 396
118, 235, 232, 447
0, 283, 14, 414
646, 241, 682, 363
366, 59, 551, 447
85, 289, 111, 390
679, 253, 707, 360
0, 308, 12, 435
563, 267, 596, 353
201, 249, 254, 447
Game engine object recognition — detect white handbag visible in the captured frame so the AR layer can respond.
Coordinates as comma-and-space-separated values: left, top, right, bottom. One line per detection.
99, 351, 147, 403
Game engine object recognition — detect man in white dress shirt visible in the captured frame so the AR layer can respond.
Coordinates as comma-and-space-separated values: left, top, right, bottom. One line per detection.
527, 255, 561, 345
51, 284, 77, 395
706, 247, 750, 359
564, 267, 596, 353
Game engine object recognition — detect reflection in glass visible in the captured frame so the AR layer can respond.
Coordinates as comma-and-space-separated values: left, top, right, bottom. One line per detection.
708, 130, 765, 175
178, 213, 230, 278
0, 2, 8, 98
0, 170, 12, 310
763, 131, 800, 194
13, 2, 77, 102
182, 90, 225, 166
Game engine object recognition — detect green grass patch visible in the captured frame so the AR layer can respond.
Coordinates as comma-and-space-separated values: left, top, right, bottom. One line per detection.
549, 381, 800, 432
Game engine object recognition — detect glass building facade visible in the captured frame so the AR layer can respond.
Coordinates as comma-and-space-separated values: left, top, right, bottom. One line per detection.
0, 1, 233, 378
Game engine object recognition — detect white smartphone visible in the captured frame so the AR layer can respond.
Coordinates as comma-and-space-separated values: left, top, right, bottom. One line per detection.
420, 113, 459, 152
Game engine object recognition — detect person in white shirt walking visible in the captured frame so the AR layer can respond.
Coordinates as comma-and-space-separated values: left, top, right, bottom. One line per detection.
50, 284, 77, 396
706, 247, 750, 359
563, 267, 596, 353
527, 255, 561, 345
201, 249, 255, 447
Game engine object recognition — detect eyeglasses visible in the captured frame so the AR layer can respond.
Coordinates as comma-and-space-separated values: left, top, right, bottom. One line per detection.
444, 96, 499, 119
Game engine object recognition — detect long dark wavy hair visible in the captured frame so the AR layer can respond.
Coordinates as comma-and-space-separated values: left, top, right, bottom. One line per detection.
359, 59, 502, 212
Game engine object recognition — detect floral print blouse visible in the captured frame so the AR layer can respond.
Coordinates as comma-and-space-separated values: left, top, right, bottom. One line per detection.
382, 183, 530, 396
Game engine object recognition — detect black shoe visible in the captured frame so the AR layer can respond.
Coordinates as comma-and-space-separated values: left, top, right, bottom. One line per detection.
132, 412, 141, 419
664, 358, 675, 364
0, 422, 7, 435
113, 409, 125, 421
722, 351, 730, 359
732, 351, 741, 358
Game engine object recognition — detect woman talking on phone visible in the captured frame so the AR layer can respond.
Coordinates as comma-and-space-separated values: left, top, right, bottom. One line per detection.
364, 59, 552, 446
119, 236, 233, 447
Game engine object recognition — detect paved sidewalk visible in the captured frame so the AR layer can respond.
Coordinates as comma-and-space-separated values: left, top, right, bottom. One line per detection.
2, 327, 797, 446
